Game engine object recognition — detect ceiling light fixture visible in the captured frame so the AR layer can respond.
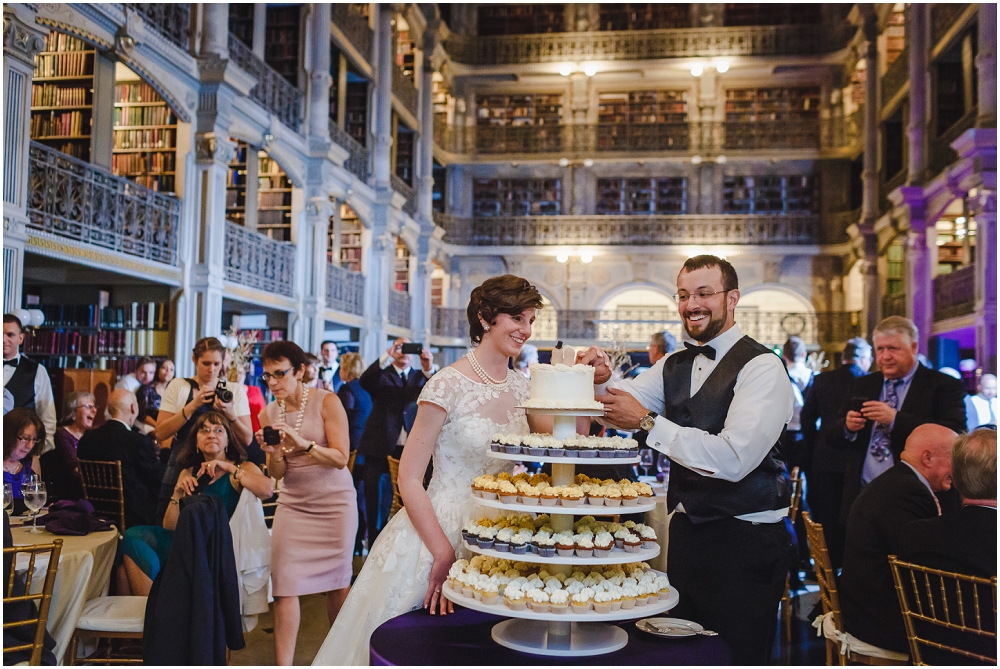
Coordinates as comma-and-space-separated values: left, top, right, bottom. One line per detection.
583, 63, 598, 77
580, 252, 593, 264
715, 155, 727, 164
559, 64, 573, 77
583, 158, 594, 168
690, 64, 704, 77
715, 60, 730, 73
691, 155, 703, 165
556, 252, 569, 263
559, 157, 570, 167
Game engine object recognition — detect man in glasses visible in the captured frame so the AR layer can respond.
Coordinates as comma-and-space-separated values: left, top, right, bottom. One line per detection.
3, 314, 56, 453
579, 254, 794, 665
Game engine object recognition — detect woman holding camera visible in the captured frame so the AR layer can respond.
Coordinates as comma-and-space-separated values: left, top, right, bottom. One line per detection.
256, 340, 356, 666
154, 337, 253, 522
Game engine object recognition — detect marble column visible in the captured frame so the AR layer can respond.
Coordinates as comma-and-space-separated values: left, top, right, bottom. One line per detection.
302, 196, 334, 352
307, 3, 332, 142
898, 188, 932, 354
976, 3, 997, 129
906, 3, 927, 186
252, 4, 266, 59
200, 3, 229, 58
859, 14, 881, 336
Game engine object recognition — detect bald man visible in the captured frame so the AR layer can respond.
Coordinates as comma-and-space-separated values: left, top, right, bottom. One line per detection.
838, 424, 959, 655
77, 389, 162, 528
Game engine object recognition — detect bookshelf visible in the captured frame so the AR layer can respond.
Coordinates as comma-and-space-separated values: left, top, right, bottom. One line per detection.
257, 154, 293, 241
431, 260, 444, 307
724, 87, 820, 123
112, 73, 178, 193
227, 141, 251, 227
31, 31, 95, 161
346, 78, 368, 146
477, 4, 566, 36
337, 203, 363, 272
229, 3, 255, 48
598, 4, 691, 31
395, 29, 416, 83
886, 240, 904, 295
394, 237, 410, 292
476, 94, 562, 127
598, 90, 687, 125
722, 175, 817, 214
596, 178, 687, 215
395, 122, 415, 185
722, 4, 821, 27
473, 179, 562, 217
885, 8, 906, 65
265, 5, 300, 87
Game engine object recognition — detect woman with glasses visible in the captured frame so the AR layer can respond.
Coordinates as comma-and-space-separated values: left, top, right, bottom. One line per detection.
119, 410, 273, 596
3, 408, 44, 515
255, 340, 355, 666
40, 391, 94, 501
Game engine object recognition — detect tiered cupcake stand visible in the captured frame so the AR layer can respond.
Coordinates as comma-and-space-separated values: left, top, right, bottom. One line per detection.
442, 408, 678, 656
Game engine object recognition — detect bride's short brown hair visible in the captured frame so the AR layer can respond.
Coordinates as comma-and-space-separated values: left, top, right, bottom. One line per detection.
467, 275, 543, 345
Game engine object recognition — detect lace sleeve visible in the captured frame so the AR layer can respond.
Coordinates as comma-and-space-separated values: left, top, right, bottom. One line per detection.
417, 368, 460, 416
512, 371, 531, 406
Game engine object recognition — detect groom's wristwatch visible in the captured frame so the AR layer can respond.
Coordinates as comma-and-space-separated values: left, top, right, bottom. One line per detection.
639, 411, 658, 432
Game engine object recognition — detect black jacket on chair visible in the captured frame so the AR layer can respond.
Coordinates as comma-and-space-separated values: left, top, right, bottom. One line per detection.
142, 495, 244, 665
829, 365, 967, 523
898, 504, 997, 577
357, 361, 427, 459
839, 462, 942, 653
76, 420, 162, 529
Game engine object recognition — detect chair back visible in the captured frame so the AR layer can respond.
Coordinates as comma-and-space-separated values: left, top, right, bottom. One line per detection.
803, 512, 843, 626
3, 539, 63, 665
788, 466, 803, 523
387, 456, 403, 518
78, 460, 126, 533
888, 555, 997, 665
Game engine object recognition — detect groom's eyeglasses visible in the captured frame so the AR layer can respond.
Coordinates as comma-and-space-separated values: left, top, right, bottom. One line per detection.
674, 289, 729, 303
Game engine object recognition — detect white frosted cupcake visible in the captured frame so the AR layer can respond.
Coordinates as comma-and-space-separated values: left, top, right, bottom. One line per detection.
549, 589, 569, 614
593, 590, 615, 614
504, 584, 527, 611
571, 588, 594, 614
526, 588, 550, 613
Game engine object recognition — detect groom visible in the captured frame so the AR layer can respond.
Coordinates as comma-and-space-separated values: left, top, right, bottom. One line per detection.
579, 255, 794, 665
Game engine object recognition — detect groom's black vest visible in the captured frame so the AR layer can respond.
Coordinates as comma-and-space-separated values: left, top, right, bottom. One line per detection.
662, 335, 790, 523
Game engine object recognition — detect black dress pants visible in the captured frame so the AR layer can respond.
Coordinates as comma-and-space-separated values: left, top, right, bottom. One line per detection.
667, 513, 791, 666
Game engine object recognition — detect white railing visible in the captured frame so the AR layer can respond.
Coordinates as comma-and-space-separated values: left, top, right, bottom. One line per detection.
388, 288, 411, 328
326, 264, 365, 315
228, 33, 303, 132
329, 121, 369, 181
224, 221, 295, 297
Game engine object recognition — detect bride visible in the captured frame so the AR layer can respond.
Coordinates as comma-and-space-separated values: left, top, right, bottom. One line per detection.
312, 274, 553, 665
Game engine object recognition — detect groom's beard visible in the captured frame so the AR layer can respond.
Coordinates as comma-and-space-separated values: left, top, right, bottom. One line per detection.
683, 310, 727, 343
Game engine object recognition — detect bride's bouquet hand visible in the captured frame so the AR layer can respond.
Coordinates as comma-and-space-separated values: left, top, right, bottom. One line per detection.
424, 552, 455, 616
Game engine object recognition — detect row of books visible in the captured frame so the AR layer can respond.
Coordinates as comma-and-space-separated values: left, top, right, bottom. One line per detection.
130, 175, 174, 192
32, 84, 89, 107
33, 302, 169, 330
258, 192, 291, 207
113, 128, 175, 150
49, 142, 88, 159
31, 110, 87, 138
237, 329, 285, 345
24, 328, 169, 357
43, 32, 90, 52
114, 82, 161, 104
34, 52, 91, 78
258, 176, 291, 189
111, 152, 176, 174
35, 355, 166, 375
113, 106, 176, 126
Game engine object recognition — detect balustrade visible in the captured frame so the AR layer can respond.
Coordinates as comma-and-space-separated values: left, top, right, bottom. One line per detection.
27, 142, 179, 265
326, 264, 365, 315
928, 107, 978, 178
224, 221, 295, 297
124, 3, 189, 49
388, 288, 411, 329
391, 174, 416, 215
228, 34, 303, 132
329, 121, 370, 181
931, 4, 971, 48
882, 47, 909, 105
392, 65, 418, 118
933, 264, 976, 321
332, 3, 373, 61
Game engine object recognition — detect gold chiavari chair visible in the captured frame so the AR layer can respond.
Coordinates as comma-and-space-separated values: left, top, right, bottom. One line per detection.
347, 451, 357, 475
889, 555, 997, 665
387, 456, 403, 519
781, 467, 804, 644
77, 460, 126, 534
3, 539, 63, 666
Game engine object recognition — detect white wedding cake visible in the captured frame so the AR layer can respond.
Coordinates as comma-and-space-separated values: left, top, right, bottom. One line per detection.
522, 363, 604, 410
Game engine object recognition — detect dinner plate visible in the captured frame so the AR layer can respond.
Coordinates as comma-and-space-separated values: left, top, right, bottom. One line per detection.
635, 617, 705, 638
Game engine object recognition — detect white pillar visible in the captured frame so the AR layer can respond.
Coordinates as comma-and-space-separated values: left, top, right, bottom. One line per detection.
252, 4, 267, 59
201, 3, 230, 58
859, 15, 881, 336
416, 25, 438, 224
307, 3, 332, 141
302, 196, 333, 353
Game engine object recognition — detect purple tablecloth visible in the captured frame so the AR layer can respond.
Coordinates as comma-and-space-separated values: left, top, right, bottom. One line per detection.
370, 607, 730, 665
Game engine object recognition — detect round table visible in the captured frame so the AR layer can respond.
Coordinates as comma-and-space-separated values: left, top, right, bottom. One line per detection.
10, 522, 119, 664
369, 607, 730, 665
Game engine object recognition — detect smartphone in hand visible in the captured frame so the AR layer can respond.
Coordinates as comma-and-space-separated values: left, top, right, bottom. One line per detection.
401, 343, 423, 355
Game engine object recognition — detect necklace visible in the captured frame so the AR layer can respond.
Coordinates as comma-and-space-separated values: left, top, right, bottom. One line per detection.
277, 384, 310, 452
467, 349, 511, 391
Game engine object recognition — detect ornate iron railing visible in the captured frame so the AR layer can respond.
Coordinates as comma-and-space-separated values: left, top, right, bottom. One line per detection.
392, 64, 418, 117
332, 3, 373, 61
326, 264, 365, 315
391, 174, 416, 215
882, 47, 909, 105
444, 23, 855, 65
329, 120, 369, 181
388, 288, 411, 329
828, 208, 862, 241
931, 4, 970, 48
439, 214, 819, 246
224, 221, 295, 297
933, 264, 976, 321
26, 142, 179, 265
882, 292, 907, 318
928, 107, 977, 178
124, 3, 189, 50
228, 33, 303, 132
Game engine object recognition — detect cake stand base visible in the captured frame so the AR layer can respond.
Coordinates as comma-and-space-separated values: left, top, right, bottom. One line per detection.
490, 619, 629, 657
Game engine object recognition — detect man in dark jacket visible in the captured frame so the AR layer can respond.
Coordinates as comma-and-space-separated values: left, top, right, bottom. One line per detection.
839, 423, 957, 655
358, 338, 434, 545
76, 389, 161, 529
800, 337, 871, 567
830, 317, 967, 524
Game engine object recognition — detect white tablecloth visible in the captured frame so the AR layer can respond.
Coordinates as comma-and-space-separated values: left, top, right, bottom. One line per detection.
11, 523, 119, 664
642, 481, 671, 573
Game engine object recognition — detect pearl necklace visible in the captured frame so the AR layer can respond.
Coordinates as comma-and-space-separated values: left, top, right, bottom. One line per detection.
277, 384, 310, 451
467, 349, 511, 391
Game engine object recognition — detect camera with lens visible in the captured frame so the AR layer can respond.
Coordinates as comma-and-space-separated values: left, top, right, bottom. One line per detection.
215, 377, 233, 404
262, 426, 281, 446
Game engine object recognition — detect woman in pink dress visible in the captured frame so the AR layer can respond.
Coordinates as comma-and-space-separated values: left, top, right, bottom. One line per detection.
256, 341, 357, 666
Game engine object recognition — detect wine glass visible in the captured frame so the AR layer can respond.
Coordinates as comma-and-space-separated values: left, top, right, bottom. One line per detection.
23, 481, 46, 533
20, 472, 38, 498
656, 453, 670, 484
639, 449, 654, 478
3, 483, 12, 516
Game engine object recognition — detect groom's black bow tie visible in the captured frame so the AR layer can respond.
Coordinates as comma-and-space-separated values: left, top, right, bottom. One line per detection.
684, 342, 717, 360
3, 357, 18, 368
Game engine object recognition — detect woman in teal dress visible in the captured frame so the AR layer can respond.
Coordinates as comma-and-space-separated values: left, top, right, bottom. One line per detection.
119, 411, 273, 595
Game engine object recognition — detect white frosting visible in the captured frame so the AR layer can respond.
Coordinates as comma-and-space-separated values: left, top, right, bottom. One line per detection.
524, 363, 603, 410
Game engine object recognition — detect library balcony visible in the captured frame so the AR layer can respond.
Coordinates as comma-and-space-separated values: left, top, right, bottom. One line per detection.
227, 33, 303, 133
929, 107, 978, 178
882, 47, 909, 109
388, 288, 411, 329
392, 64, 419, 118
224, 220, 295, 298
331, 3, 373, 66
326, 264, 365, 316
123, 3, 189, 50
933, 264, 976, 322
329, 121, 369, 181
436, 214, 819, 247
882, 293, 908, 319
27, 142, 180, 266
443, 23, 854, 66
391, 174, 416, 216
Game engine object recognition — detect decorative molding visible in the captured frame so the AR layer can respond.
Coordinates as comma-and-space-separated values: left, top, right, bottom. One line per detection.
26, 233, 182, 283
3, 9, 46, 67
195, 134, 237, 165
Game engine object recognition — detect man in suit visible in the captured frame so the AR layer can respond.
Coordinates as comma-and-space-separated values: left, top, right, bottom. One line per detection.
317, 340, 343, 393
800, 337, 872, 567
840, 423, 958, 655
3, 314, 57, 453
832, 316, 967, 524
77, 388, 162, 529
358, 338, 434, 545
965, 374, 997, 431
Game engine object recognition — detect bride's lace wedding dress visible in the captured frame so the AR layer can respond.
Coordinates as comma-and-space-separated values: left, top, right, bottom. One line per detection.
312, 366, 530, 666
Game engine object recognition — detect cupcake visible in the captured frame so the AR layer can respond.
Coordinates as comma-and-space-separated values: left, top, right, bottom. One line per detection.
549, 589, 569, 614
593, 532, 614, 558
613, 528, 631, 549
606, 585, 624, 611
518, 486, 540, 506
545, 436, 566, 457
577, 438, 598, 458
598, 440, 616, 458
480, 479, 500, 500
536, 537, 556, 558
495, 527, 514, 552
556, 536, 576, 558
509, 534, 527, 555
481, 582, 500, 605
504, 584, 527, 611
490, 433, 504, 452
503, 435, 522, 454
604, 486, 623, 507
620, 583, 638, 609
624, 533, 641, 553
497, 481, 519, 505
460, 575, 476, 599
627, 439, 640, 457
575, 534, 594, 558
653, 575, 671, 600
539, 488, 559, 507
593, 590, 614, 614
587, 486, 606, 507
477, 526, 497, 550
526, 588, 550, 613
620, 487, 639, 506
560, 487, 584, 507
570, 588, 594, 614
562, 436, 580, 457
639, 525, 658, 550
634, 586, 650, 606
525, 434, 547, 457
636, 482, 654, 499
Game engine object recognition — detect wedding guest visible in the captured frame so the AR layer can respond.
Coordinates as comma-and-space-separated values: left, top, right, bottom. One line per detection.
119, 410, 272, 596
257, 340, 355, 665
3, 408, 44, 515
832, 317, 967, 525
358, 339, 434, 545
230, 360, 266, 463
648, 330, 677, 364
839, 423, 957, 656
115, 356, 157, 393
514, 344, 538, 378
781, 336, 815, 470
338, 352, 372, 553
966, 374, 997, 431
583, 255, 794, 664
136, 359, 174, 432
153, 359, 175, 396
77, 389, 161, 529
40, 391, 94, 501
303, 353, 321, 389
4, 314, 56, 453
318, 340, 342, 392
